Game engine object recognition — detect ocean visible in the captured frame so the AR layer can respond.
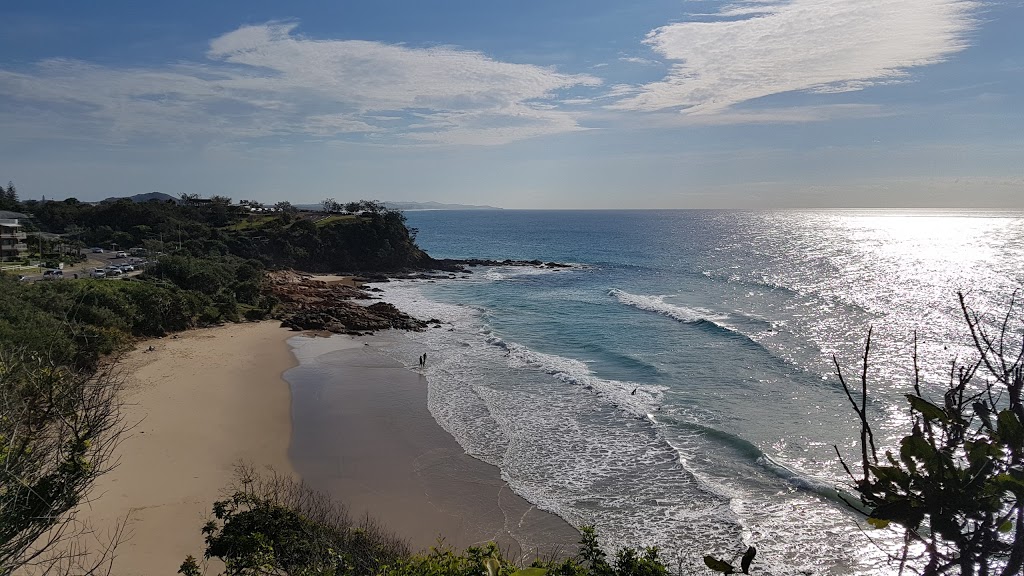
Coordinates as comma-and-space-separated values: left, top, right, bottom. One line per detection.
351, 210, 1023, 574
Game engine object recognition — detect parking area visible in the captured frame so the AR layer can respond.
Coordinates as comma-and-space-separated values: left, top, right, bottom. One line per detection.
11, 248, 151, 282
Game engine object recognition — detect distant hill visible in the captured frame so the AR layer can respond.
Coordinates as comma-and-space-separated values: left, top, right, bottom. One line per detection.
101, 192, 179, 204
295, 201, 501, 211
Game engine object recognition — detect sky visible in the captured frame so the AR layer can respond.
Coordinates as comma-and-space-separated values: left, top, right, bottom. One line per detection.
0, 0, 1022, 209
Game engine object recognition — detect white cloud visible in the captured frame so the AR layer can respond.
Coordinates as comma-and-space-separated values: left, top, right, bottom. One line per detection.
0, 23, 601, 146
647, 103, 891, 126
611, 0, 978, 115
618, 56, 660, 66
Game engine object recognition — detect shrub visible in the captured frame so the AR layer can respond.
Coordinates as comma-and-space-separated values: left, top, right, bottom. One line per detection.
837, 292, 1024, 576
0, 348, 128, 574
180, 466, 409, 576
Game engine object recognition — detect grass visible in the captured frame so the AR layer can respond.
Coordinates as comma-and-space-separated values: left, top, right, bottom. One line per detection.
224, 215, 277, 231
314, 214, 359, 227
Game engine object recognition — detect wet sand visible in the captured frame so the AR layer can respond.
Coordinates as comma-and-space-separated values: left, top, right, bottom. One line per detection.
286, 333, 581, 559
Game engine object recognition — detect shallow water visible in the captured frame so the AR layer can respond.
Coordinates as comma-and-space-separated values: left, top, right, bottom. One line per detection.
364, 210, 1023, 574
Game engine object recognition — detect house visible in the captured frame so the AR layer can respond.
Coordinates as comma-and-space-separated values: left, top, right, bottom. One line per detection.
0, 210, 29, 262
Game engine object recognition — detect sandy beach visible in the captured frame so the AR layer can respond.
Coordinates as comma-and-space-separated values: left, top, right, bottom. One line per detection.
77, 321, 578, 575
286, 333, 581, 558
79, 321, 297, 576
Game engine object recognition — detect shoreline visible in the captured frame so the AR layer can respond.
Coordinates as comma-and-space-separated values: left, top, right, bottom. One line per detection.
285, 331, 581, 557
78, 321, 298, 576
79, 318, 578, 574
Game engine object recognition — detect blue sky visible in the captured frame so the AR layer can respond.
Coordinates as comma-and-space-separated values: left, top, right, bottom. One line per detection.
1, 0, 1021, 208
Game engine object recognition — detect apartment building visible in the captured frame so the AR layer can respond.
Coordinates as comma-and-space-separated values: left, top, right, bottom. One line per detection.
0, 211, 29, 261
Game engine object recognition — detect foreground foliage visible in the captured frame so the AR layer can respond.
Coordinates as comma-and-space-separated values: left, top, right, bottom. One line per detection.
179, 467, 410, 576
838, 292, 1024, 575
0, 348, 127, 575
180, 468, 683, 576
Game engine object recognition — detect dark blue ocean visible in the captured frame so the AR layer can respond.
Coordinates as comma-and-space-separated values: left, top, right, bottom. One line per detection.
375, 210, 1024, 575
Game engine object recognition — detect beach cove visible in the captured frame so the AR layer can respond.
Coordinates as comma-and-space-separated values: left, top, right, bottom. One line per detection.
79, 319, 578, 576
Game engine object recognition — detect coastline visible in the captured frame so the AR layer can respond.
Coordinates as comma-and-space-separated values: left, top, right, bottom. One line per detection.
79, 318, 578, 575
78, 321, 297, 576
286, 332, 581, 557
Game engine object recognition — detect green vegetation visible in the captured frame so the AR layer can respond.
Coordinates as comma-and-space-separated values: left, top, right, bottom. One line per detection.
0, 271, 240, 369
0, 186, 430, 363
0, 347, 126, 575
19, 192, 430, 273
837, 293, 1024, 576
0, 181, 18, 211
180, 469, 676, 576
179, 467, 409, 576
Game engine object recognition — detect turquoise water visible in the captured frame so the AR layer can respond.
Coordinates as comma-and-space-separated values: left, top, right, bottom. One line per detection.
374, 210, 1024, 574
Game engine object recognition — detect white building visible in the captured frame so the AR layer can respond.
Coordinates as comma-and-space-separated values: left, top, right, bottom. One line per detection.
0, 211, 29, 261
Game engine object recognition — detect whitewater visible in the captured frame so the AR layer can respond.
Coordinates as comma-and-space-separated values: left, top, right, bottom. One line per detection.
370, 209, 1024, 575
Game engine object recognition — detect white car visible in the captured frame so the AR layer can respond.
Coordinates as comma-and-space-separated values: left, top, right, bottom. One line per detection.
120, 264, 135, 272
92, 248, 104, 253
105, 267, 123, 276
90, 269, 106, 279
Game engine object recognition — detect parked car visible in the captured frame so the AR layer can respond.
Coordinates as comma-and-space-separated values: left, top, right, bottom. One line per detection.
115, 251, 128, 258
105, 266, 123, 276
42, 270, 64, 280
92, 247, 104, 253
90, 269, 106, 278
119, 264, 135, 272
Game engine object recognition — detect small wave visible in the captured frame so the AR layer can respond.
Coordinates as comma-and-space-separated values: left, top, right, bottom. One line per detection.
609, 288, 713, 323
609, 289, 768, 344
480, 265, 577, 282
484, 334, 665, 416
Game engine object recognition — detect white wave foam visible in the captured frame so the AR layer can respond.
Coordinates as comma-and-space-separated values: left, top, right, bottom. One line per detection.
371, 280, 886, 571
609, 288, 721, 324
490, 336, 664, 417
370, 280, 746, 553
479, 265, 570, 281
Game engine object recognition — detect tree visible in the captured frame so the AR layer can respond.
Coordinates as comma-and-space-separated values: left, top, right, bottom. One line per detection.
837, 292, 1024, 576
0, 347, 128, 574
273, 201, 297, 214
321, 198, 342, 214
0, 181, 17, 210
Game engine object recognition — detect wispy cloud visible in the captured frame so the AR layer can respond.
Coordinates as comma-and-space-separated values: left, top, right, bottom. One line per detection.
654, 103, 892, 125
611, 0, 978, 115
618, 56, 660, 66
0, 23, 601, 146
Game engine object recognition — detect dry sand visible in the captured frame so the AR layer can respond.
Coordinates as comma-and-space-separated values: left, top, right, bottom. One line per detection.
79, 321, 297, 576
307, 273, 362, 287
287, 335, 581, 558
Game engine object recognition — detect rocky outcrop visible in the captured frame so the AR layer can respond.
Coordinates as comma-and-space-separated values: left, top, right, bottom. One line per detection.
268, 271, 426, 335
